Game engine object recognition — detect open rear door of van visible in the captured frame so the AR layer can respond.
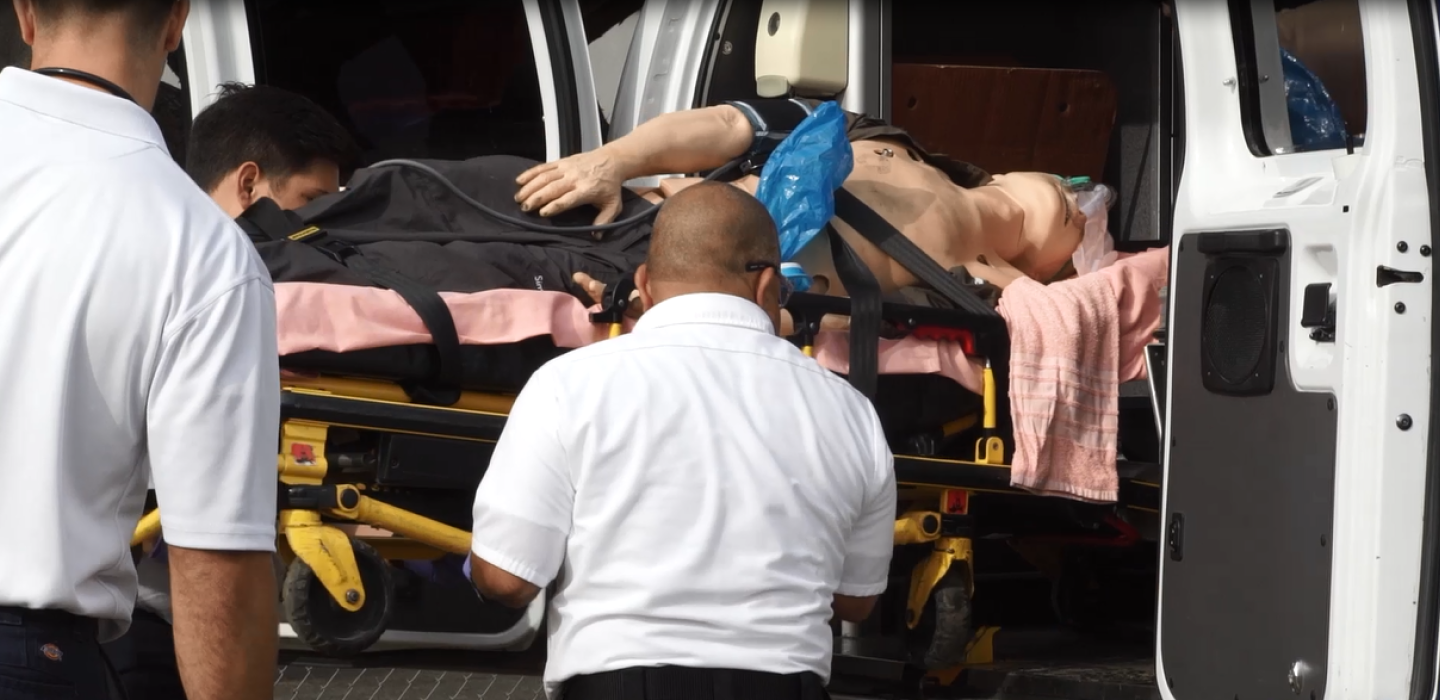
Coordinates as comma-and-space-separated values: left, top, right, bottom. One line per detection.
1159, 2, 1440, 700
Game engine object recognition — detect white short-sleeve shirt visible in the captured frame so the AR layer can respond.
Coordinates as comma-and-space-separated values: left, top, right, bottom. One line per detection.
0, 68, 280, 641
471, 292, 896, 698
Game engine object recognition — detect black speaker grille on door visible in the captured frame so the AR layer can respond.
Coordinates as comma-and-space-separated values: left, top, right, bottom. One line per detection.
1199, 251, 1281, 397
1203, 267, 1270, 384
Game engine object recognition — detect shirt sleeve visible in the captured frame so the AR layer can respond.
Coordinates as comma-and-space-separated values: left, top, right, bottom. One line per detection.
470, 366, 573, 588
147, 277, 280, 552
837, 411, 897, 597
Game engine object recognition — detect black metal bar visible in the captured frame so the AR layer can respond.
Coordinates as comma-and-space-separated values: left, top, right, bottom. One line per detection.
280, 391, 507, 442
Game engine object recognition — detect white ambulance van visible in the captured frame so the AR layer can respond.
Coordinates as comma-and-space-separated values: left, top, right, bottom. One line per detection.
8, 1, 1438, 698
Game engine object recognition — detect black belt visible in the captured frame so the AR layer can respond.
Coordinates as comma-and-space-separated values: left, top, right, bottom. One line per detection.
563, 666, 831, 700
0, 605, 100, 637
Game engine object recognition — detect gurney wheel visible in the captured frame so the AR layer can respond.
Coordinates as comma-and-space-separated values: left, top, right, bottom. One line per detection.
905, 566, 973, 670
283, 537, 394, 657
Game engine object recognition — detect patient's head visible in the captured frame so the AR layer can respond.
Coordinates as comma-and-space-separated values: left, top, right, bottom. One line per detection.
637, 181, 786, 332
186, 82, 360, 218
987, 171, 1088, 281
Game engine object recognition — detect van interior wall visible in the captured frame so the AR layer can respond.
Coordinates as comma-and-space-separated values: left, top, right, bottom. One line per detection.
890, 0, 1174, 245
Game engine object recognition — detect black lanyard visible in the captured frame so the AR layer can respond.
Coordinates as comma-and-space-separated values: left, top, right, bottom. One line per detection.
31, 67, 137, 105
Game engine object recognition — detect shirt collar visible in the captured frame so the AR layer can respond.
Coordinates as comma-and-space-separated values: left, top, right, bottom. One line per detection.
0, 66, 166, 153
633, 292, 776, 335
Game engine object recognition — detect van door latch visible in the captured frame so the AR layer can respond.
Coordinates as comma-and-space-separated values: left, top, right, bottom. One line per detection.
1300, 283, 1336, 343
1377, 265, 1424, 287
1166, 512, 1185, 562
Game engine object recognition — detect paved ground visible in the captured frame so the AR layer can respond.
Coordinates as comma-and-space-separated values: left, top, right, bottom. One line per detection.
271, 666, 894, 700
275, 665, 546, 700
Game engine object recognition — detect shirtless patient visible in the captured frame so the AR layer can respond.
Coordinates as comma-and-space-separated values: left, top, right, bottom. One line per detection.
513, 99, 1092, 320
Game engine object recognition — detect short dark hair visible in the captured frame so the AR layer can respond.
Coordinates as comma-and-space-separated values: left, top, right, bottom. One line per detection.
29, 0, 178, 46
185, 82, 360, 194
646, 181, 780, 283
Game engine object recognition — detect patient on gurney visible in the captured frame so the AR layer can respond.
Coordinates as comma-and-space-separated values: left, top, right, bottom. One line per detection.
516, 98, 1105, 313
258, 96, 1167, 504
515, 100, 1169, 503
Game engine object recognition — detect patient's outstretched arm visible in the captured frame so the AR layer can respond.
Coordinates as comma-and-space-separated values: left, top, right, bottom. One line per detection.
515, 105, 754, 224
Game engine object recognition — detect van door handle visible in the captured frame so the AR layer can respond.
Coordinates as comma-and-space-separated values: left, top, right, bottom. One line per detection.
1377, 265, 1424, 287
1300, 283, 1336, 343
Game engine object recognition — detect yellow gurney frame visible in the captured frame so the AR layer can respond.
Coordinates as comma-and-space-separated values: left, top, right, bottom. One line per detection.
130, 290, 1158, 673
128, 364, 1016, 668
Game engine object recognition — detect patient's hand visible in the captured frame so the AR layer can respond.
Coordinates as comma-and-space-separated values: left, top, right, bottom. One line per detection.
574, 272, 646, 318
517, 150, 628, 225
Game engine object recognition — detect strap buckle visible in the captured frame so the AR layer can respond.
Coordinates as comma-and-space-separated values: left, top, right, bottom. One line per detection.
285, 225, 359, 264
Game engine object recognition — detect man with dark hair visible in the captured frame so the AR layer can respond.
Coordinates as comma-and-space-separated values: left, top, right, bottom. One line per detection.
0, 1, 280, 699
186, 81, 361, 217
469, 181, 896, 700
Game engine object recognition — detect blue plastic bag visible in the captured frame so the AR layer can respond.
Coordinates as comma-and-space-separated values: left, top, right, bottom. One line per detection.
754, 101, 854, 262
1281, 47, 1350, 151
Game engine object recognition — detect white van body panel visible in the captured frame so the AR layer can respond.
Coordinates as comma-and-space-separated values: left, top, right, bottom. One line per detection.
179, 1, 254, 114
608, 0, 722, 187
562, 0, 606, 153
1157, 1, 1432, 699
523, 0, 564, 163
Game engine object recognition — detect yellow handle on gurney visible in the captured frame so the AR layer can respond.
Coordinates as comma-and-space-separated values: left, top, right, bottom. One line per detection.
131, 508, 162, 548
802, 345, 814, 357
609, 323, 623, 339
974, 359, 1005, 465
982, 359, 997, 430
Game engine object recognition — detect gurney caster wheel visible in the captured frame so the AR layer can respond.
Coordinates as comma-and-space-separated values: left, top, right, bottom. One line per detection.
905, 567, 973, 671
283, 537, 394, 657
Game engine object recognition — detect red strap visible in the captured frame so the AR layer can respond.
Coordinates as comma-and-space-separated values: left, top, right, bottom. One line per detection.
911, 326, 975, 355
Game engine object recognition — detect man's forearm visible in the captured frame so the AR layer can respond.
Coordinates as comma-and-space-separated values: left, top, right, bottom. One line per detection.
169, 547, 279, 700
603, 104, 754, 180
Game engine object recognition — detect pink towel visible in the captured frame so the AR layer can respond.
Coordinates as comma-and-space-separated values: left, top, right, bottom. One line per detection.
1000, 247, 1169, 503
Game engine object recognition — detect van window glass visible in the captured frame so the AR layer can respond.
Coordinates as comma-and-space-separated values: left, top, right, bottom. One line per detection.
1237, 0, 1368, 155
581, 0, 644, 139
244, 0, 547, 165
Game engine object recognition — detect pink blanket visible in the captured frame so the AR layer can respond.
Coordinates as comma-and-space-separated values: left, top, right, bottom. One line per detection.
274, 246, 1168, 503
275, 285, 990, 393
1000, 248, 1169, 502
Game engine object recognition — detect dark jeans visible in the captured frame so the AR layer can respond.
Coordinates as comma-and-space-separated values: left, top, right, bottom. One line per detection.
101, 608, 186, 700
0, 606, 124, 700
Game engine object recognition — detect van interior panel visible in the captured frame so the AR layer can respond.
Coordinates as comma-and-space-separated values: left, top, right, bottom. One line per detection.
1161, 231, 1336, 700
890, 0, 1175, 246
888, 65, 1118, 183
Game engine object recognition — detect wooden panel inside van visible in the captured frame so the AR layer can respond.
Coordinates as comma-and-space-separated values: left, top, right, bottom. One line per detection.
890, 64, 1118, 181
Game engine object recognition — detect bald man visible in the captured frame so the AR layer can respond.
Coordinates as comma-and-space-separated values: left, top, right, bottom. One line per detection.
468, 182, 896, 700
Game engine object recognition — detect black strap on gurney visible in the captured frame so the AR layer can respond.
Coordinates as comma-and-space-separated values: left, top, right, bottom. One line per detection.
834, 189, 998, 316
826, 188, 1002, 399
237, 198, 464, 406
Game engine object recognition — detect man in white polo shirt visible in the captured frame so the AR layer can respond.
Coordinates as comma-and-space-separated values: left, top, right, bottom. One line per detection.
0, 1, 280, 699
468, 182, 897, 700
